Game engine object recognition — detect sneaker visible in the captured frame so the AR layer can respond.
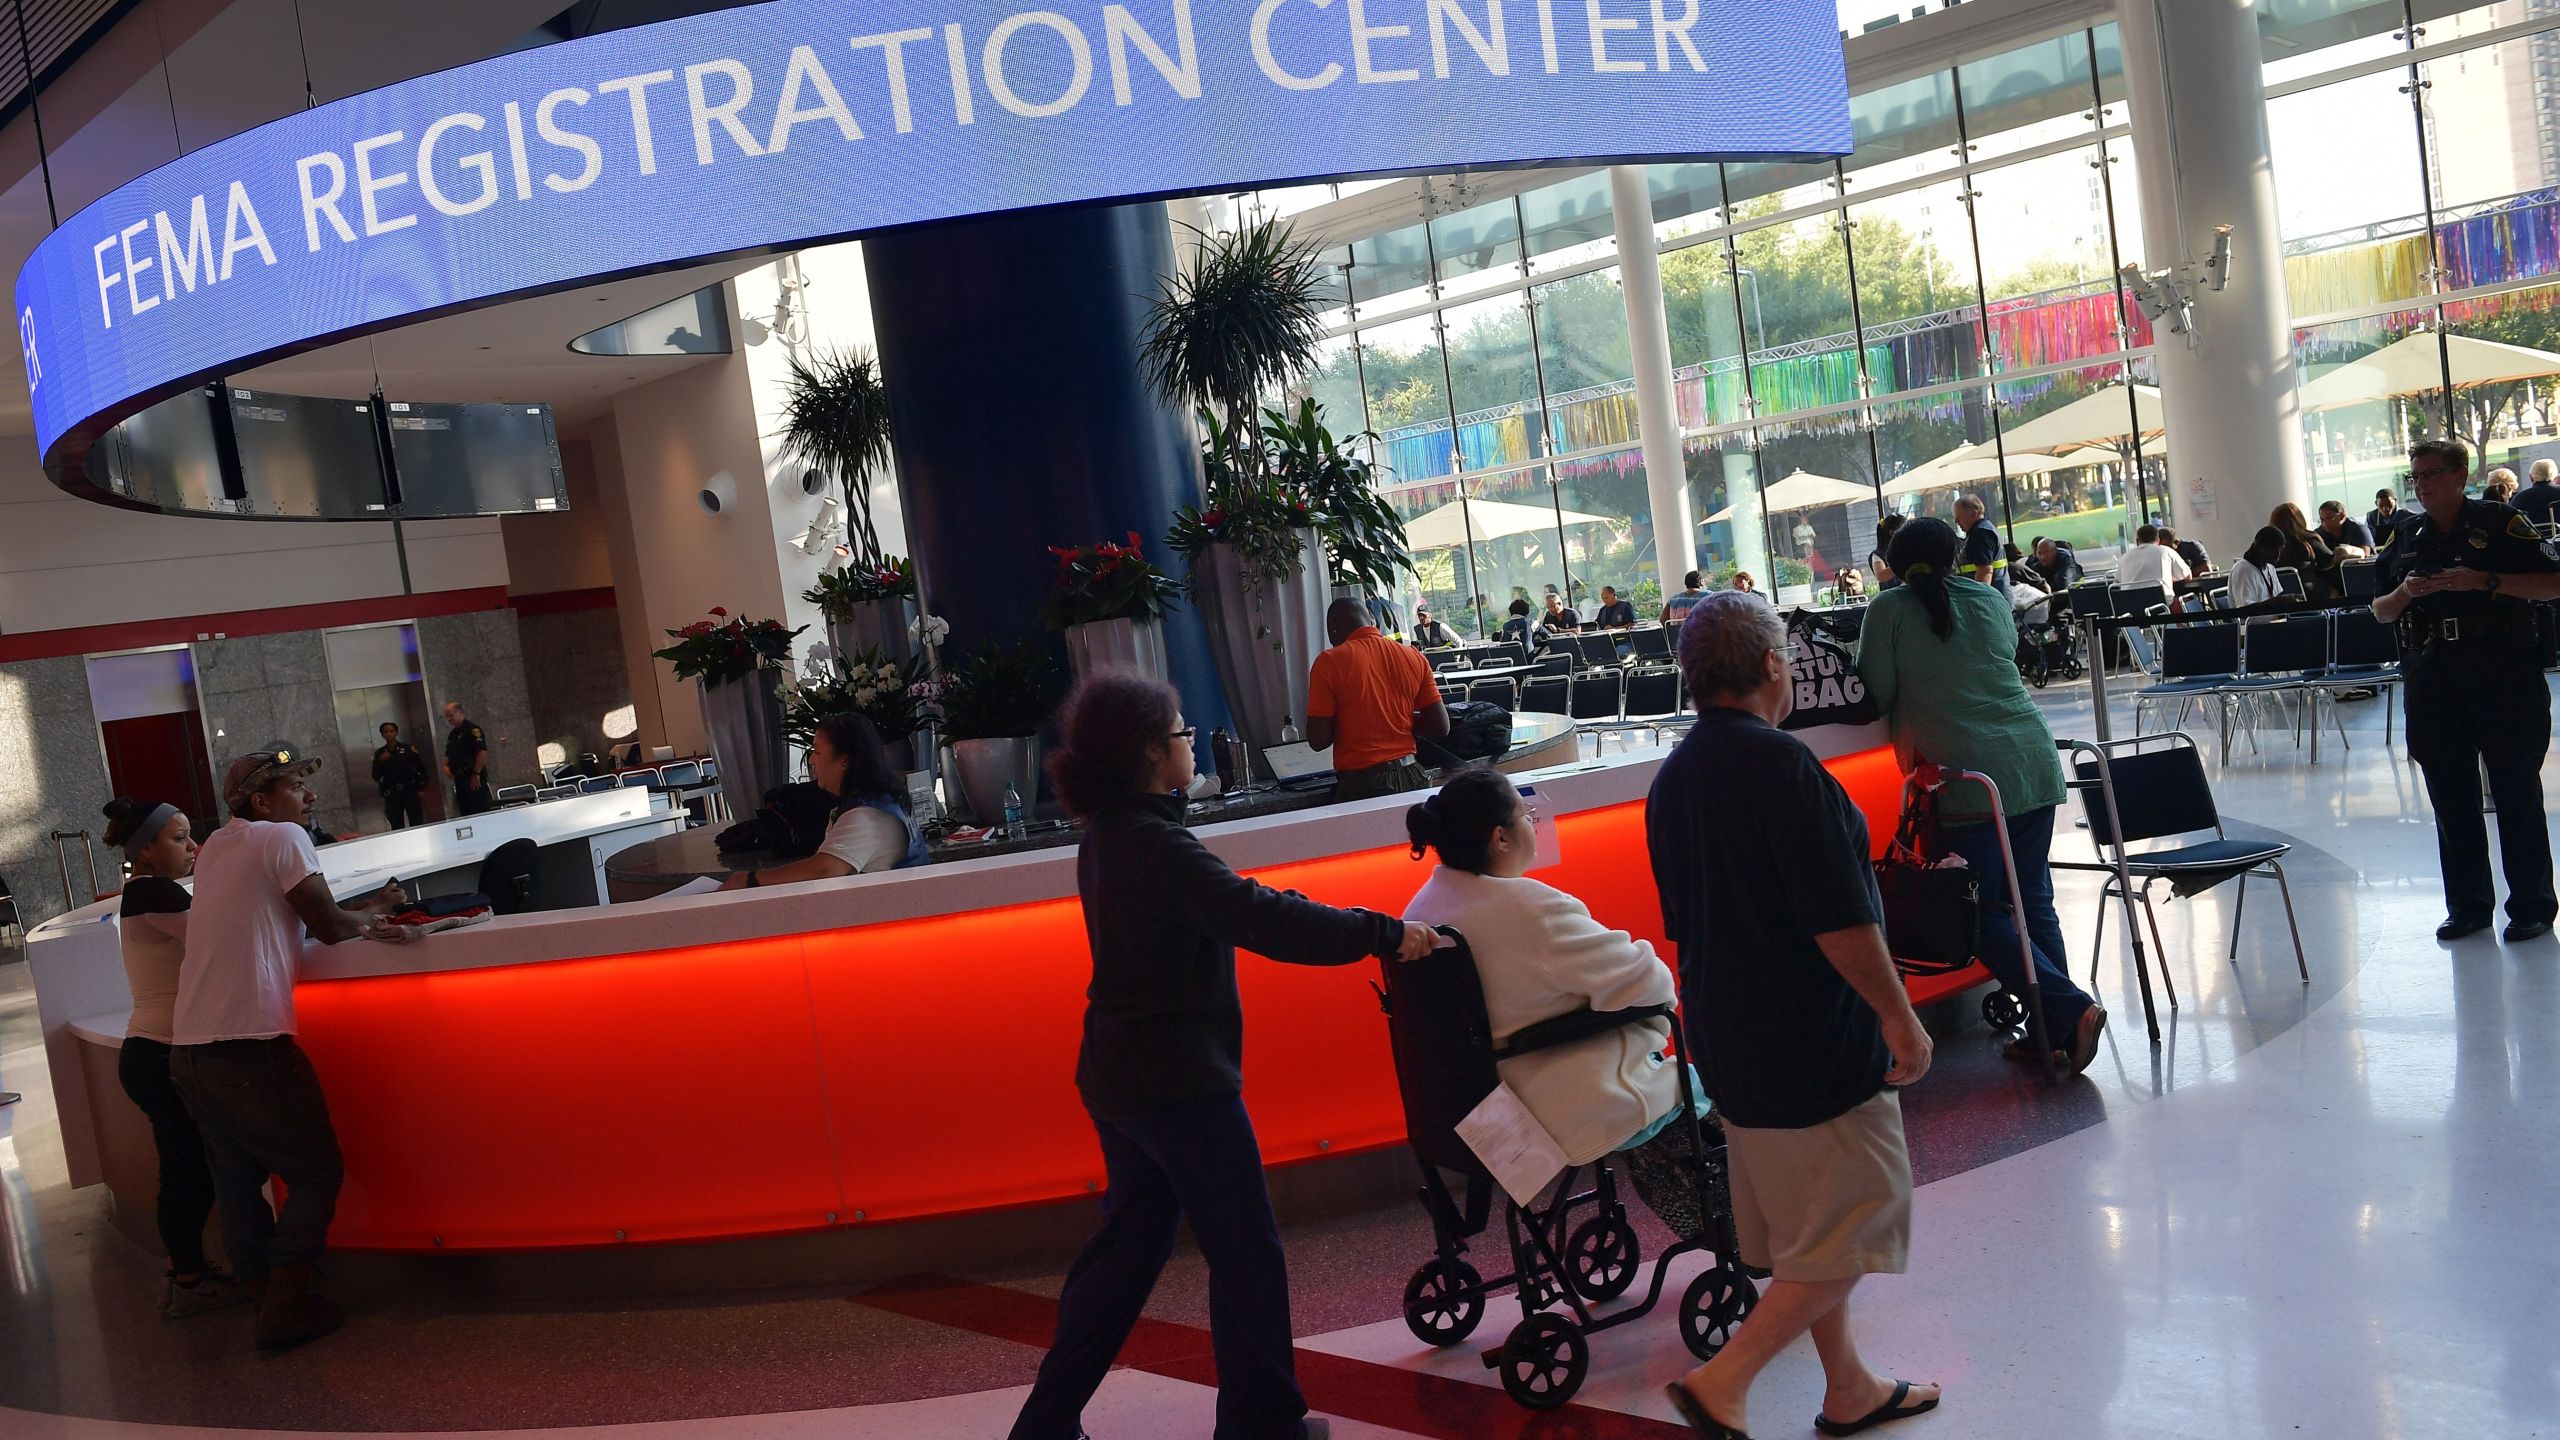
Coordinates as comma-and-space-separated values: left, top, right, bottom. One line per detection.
163, 1271, 253, 1319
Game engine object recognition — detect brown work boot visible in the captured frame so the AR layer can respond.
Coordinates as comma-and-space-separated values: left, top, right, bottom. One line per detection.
253, 1262, 344, 1352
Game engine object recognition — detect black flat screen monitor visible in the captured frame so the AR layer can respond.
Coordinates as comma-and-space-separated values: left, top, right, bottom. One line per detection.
103, 387, 227, 514
226, 388, 392, 519
385, 401, 566, 518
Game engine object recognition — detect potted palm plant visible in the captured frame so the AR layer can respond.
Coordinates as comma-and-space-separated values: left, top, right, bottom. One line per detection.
652, 608, 806, 821
1141, 217, 1332, 753
936, 641, 1064, 827
780, 349, 920, 663
1041, 532, 1182, 683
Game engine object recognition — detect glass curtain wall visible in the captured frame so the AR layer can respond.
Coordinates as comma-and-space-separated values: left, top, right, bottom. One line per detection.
2274, 1, 2560, 514
1291, 23, 2155, 630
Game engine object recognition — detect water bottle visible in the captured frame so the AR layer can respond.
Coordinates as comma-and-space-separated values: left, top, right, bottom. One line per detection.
1001, 781, 1025, 840
1279, 716, 1301, 745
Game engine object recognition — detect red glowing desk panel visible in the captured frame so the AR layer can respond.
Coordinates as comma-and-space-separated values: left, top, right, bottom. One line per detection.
292, 749, 1907, 1251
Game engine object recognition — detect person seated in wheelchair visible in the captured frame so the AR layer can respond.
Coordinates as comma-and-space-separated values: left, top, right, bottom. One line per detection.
1401, 765, 1713, 1239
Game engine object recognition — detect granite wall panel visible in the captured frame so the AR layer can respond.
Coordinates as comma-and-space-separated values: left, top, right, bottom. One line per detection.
515, 606, 633, 767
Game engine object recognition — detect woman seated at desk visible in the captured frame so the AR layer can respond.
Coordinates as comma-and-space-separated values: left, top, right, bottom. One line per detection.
721, 713, 925, 890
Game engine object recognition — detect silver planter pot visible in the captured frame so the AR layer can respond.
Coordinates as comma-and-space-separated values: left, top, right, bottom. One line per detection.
827, 597, 919, 667
1192, 529, 1327, 758
698, 670, 788, 820
945, 735, 1041, 828
1063, 616, 1171, 684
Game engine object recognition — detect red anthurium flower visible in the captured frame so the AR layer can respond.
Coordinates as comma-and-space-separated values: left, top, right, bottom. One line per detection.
710, 606, 728, 617
1204, 508, 1226, 528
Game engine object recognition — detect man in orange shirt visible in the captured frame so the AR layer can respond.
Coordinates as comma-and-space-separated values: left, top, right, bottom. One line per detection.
1307, 599, 1452, 802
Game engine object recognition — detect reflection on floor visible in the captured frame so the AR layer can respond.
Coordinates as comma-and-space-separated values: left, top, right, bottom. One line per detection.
1, 681, 2550, 1438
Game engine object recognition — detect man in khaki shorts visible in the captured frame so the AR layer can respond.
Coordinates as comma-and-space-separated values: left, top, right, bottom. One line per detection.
1645, 593, 1940, 1439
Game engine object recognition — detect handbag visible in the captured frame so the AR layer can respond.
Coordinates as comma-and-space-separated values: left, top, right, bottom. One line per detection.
1873, 781, 1979, 977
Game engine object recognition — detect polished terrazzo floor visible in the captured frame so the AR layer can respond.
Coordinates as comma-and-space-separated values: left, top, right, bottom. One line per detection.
0, 681, 2547, 1439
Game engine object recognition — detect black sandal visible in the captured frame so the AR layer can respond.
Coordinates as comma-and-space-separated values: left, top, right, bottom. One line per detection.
1664, 1380, 1753, 1438
1813, 1379, 1940, 1436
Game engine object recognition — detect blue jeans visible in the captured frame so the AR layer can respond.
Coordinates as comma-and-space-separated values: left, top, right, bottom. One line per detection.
1935, 805, 2097, 1044
1009, 1093, 1308, 1440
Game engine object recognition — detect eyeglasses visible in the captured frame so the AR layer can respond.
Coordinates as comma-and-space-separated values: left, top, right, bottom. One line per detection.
2411, 466, 2463, 484
1169, 727, 1198, 741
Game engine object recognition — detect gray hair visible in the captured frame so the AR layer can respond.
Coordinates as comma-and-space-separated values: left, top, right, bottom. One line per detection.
1677, 592, 1787, 701
2535, 459, 2558, 485
1954, 493, 1985, 517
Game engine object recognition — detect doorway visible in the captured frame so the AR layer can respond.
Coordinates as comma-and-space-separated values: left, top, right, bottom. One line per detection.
324, 624, 445, 832
85, 649, 220, 834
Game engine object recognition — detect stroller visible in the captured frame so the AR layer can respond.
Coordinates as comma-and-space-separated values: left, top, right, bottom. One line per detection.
2013, 588, 2084, 688
1375, 929, 1757, 1411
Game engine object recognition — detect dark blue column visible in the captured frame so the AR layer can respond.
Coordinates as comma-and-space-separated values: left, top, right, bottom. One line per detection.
865, 201, 1226, 734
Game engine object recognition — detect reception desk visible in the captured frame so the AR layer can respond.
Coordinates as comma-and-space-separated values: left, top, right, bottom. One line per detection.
31, 739, 1904, 1255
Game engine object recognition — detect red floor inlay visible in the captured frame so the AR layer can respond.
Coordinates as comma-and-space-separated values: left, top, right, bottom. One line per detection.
857, 1273, 1693, 1439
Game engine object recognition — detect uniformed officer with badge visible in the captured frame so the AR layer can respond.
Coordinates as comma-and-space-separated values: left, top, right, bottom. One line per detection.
370, 721, 431, 829
442, 701, 495, 816
2372, 439, 2560, 942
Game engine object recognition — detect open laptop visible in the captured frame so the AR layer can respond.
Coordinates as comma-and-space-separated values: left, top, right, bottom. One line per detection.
1260, 742, 1336, 786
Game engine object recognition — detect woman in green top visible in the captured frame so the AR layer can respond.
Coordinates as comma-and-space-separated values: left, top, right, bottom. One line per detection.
1858, 517, 2106, 1076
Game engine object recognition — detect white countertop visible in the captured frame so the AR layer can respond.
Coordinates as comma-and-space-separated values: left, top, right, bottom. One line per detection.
270, 741, 1684, 983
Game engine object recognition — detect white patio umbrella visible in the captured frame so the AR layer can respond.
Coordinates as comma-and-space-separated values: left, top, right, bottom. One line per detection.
1995, 384, 2167, 454
2294, 331, 2560, 411
1400, 495, 1616, 551
1878, 443, 2125, 499
1702, 469, 1875, 525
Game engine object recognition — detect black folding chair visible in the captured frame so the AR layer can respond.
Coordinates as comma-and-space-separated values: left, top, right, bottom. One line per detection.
2232, 615, 2344, 761
2320, 610, 2404, 744
1568, 670, 1624, 724
2133, 621, 2238, 744
1519, 674, 1571, 715
2056, 735, 2307, 1025
1468, 677, 1519, 711
1628, 627, 1674, 661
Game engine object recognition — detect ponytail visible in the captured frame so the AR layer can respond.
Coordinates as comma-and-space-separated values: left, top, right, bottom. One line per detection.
1404, 765, 1518, 874
1887, 516, 1962, 642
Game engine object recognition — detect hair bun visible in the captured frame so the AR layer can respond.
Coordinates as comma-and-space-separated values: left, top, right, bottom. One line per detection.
101, 797, 137, 823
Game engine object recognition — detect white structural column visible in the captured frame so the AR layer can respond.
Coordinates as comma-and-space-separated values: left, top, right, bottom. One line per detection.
1610, 165, 1700, 590
2114, 0, 2308, 566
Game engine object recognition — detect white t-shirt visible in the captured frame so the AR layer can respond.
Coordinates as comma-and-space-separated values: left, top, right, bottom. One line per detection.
817, 805, 911, 874
172, 819, 321, 1044
2113, 542, 2192, 598
2226, 559, 2280, 608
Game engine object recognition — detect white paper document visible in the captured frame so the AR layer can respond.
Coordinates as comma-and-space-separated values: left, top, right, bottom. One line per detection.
1455, 1081, 1571, 1207
654, 876, 725, 900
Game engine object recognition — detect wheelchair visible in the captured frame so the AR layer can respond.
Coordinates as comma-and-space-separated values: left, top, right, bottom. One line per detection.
1374, 929, 1758, 1411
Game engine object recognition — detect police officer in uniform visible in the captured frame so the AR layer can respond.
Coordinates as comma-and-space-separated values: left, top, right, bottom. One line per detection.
370, 721, 430, 829
442, 701, 494, 817
2373, 439, 2560, 942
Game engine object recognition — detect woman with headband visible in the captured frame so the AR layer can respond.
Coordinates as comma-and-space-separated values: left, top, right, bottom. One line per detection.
101, 798, 248, 1318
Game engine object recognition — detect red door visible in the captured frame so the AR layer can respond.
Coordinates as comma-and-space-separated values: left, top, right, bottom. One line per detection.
100, 711, 220, 835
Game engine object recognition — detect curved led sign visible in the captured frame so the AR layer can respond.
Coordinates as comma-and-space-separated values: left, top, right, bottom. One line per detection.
16, 0, 1849, 482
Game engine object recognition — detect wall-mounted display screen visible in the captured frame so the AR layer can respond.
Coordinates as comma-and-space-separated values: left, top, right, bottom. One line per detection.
226, 388, 392, 520
102, 388, 227, 514
385, 402, 566, 518
16, 0, 1852, 475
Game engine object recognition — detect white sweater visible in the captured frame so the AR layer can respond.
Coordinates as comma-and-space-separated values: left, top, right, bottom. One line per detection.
1404, 868, 1682, 1165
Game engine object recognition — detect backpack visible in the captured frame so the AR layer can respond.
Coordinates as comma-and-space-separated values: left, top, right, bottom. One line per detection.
715, 781, 838, 856
1435, 700, 1515, 764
